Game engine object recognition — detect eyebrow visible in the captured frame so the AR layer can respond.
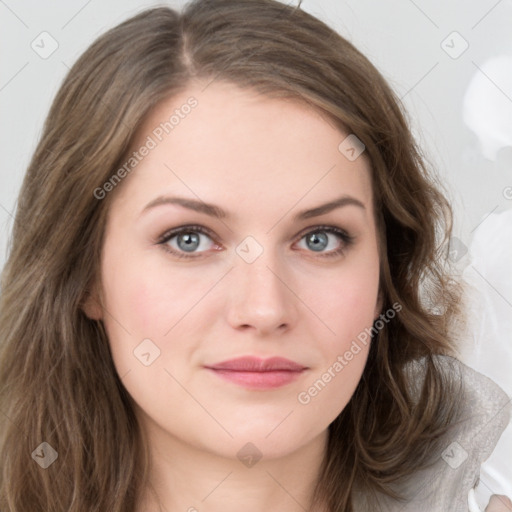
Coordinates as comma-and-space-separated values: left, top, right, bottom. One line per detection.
141, 194, 366, 221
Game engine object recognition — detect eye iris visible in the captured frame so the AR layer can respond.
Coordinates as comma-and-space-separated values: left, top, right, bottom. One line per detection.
177, 232, 200, 252
306, 232, 328, 252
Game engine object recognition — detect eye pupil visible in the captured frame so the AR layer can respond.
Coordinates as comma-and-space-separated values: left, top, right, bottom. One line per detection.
178, 232, 200, 252
307, 232, 328, 252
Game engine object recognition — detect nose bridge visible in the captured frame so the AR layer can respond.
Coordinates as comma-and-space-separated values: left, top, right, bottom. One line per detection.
227, 235, 296, 332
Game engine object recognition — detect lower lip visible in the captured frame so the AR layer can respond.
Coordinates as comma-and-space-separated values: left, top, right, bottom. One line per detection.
206, 368, 305, 389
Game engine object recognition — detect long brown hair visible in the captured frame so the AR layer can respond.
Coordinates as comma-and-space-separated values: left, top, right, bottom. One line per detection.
0, 1, 463, 510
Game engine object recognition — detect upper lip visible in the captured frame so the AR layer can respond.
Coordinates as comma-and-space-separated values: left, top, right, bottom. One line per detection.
204, 356, 307, 372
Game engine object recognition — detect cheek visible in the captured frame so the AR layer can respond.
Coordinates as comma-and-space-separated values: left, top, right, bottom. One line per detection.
97, 244, 175, 374
297, 282, 375, 421
310, 255, 380, 342
100, 244, 203, 337
99, 244, 225, 381
297, 344, 368, 422
295, 251, 379, 416
98, 249, 207, 416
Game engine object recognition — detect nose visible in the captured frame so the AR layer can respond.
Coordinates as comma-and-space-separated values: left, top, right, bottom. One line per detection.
226, 249, 298, 336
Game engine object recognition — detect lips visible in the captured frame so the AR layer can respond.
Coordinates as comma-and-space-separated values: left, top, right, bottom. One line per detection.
204, 356, 308, 389
205, 356, 307, 372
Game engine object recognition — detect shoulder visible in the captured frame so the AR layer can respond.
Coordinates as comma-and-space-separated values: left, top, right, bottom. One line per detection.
353, 355, 511, 511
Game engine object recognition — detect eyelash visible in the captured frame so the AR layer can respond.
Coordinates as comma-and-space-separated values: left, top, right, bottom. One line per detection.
156, 224, 355, 260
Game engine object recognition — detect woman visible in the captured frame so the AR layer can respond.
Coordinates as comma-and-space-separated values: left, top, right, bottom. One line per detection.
0, 0, 509, 510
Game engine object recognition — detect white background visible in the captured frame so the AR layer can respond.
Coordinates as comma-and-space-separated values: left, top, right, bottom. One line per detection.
1, 0, 511, 508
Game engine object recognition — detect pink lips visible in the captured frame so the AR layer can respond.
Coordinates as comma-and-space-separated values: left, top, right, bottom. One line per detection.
204, 356, 308, 389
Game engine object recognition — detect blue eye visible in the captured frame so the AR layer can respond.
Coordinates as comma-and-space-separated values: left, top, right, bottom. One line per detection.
296, 226, 354, 258
158, 225, 217, 258
157, 224, 354, 259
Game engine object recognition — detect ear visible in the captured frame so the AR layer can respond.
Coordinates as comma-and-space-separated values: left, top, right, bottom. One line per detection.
81, 281, 104, 321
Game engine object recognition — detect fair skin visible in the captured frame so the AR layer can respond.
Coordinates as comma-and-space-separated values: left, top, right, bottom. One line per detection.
84, 81, 382, 511
486, 496, 512, 512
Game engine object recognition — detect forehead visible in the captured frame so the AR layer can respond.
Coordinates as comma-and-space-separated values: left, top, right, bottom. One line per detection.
112, 81, 374, 222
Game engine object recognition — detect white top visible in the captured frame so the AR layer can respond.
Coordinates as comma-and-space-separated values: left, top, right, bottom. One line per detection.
352, 355, 511, 511
459, 209, 512, 505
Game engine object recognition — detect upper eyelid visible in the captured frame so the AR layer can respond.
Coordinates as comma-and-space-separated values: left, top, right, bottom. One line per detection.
158, 224, 352, 246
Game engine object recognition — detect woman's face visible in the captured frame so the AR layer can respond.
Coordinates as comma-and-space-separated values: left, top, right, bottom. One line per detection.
85, 81, 381, 461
